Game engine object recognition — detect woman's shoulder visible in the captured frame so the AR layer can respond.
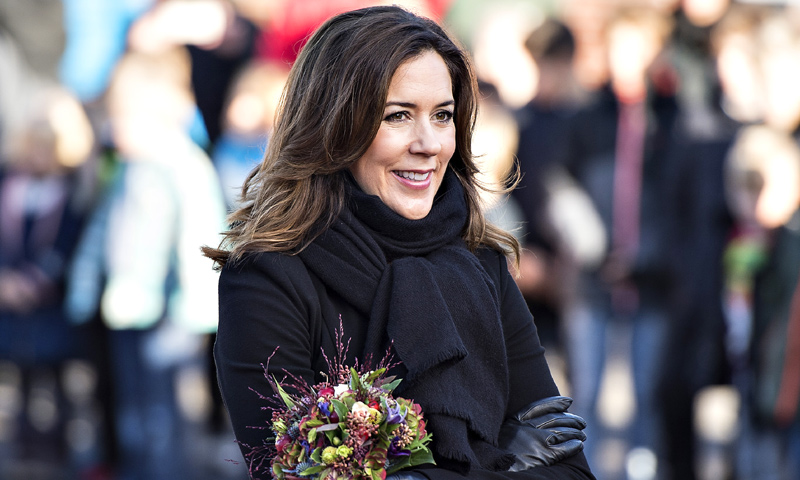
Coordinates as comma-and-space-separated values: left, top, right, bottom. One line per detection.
220, 250, 312, 290
224, 249, 303, 270
475, 246, 509, 271
475, 246, 513, 288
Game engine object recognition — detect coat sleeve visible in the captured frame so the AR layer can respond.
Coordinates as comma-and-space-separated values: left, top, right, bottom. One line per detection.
214, 252, 323, 477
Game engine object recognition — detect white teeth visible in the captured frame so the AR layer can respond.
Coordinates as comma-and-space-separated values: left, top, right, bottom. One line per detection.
396, 171, 430, 181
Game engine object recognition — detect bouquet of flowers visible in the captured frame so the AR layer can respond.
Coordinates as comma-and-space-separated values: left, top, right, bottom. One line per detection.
249, 323, 434, 480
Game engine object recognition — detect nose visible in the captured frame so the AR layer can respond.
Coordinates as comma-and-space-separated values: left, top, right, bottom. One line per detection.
409, 120, 442, 157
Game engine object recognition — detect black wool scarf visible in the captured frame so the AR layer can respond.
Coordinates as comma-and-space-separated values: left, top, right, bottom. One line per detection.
299, 170, 514, 473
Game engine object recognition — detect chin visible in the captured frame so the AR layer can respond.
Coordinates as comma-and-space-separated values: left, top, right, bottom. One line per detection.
394, 202, 433, 220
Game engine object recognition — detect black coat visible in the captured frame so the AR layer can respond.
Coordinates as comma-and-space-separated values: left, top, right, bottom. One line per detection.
214, 246, 594, 479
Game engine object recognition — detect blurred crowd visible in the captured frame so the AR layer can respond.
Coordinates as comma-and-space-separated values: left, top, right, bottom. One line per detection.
1, 0, 799, 479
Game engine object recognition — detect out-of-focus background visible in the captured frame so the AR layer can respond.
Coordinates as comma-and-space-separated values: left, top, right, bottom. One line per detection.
1, 0, 799, 479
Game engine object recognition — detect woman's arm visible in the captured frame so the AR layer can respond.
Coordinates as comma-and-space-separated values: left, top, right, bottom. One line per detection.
471, 248, 596, 479
214, 252, 323, 475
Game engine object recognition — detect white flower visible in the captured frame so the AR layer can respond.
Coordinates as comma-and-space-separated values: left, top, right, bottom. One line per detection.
334, 383, 350, 396
351, 401, 370, 415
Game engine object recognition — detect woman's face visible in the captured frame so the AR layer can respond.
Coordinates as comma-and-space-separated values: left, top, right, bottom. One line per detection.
350, 50, 456, 220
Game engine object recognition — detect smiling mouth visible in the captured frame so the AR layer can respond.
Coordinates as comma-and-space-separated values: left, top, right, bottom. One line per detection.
394, 170, 431, 181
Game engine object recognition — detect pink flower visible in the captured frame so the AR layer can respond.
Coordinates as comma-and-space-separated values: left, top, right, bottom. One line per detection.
275, 434, 290, 453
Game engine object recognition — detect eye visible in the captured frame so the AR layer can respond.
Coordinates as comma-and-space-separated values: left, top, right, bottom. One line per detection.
384, 111, 409, 122
434, 110, 454, 123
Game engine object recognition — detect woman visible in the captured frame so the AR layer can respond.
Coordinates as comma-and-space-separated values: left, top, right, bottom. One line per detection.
204, 6, 594, 479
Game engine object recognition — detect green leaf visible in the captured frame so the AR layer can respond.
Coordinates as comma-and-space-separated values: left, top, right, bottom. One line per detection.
349, 367, 362, 390
299, 465, 325, 476
408, 449, 436, 466
307, 427, 317, 444
382, 378, 402, 392
363, 368, 386, 385
371, 468, 386, 480
407, 432, 432, 449
273, 377, 296, 408
310, 447, 322, 463
331, 398, 349, 420
324, 428, 342, 445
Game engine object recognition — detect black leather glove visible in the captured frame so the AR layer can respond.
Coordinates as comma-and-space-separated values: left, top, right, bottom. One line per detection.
386, 472, 428, 480
498, 396, 587, 471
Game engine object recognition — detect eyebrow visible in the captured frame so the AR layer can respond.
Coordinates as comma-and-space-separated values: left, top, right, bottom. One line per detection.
385, 100, 455, 109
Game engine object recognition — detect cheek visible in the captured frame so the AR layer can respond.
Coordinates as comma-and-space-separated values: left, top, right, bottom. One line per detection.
350, 157, 380, 196
441, 128, 457, 160
365, 128, 406, 165
350, 136, 395, 194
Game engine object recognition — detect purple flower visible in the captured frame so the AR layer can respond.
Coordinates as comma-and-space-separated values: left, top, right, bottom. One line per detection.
388, 437, 411, 458
386, 403, 407, 425
319, 401, 332, 417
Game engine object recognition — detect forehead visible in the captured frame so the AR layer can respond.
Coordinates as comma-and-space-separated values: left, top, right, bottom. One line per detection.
386, 51, 454, 100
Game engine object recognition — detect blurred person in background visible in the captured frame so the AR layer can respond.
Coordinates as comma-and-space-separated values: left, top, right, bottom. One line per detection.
723, 124, 800, 480
707, 3, 769, 128
709, 2, 772, 383
64, 46, 227, 480
126, 0, 259, 146
666, 0, 731, 132
0, 84, 97, 476
650, 3, 760, 480
561, 7, 683, 479
511, 16, 601, 390
125, 0, 264, 441
720, 9, 800, 480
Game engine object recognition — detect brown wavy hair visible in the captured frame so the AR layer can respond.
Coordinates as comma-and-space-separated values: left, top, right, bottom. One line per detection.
203, 5, 519, 268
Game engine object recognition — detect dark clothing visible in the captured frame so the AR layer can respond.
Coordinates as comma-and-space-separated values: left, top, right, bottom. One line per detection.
187, 14, 257, 145
511, 102, 580, 351
665, 121, 735, 388
565, 86, 682, 308
512, 102, 576, 250
300, 172, 513, 472
751, 211, 800, 426
0, 168, 86, 364
214, 174, 594, 479
657, 115, 737, 480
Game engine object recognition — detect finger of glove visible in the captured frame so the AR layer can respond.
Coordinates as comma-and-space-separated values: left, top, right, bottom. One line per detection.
499, 420, 551, 451
505, 429, 563, 470
527, 411, 587, 430
545, 427, 588, 445
506, 435, 584, 471
545, 438, 585, 462
515, 396, 573, 421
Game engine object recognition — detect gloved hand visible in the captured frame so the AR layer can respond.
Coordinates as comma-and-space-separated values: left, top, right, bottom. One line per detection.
386, 471, 428, 480
498, 396, 587, 471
